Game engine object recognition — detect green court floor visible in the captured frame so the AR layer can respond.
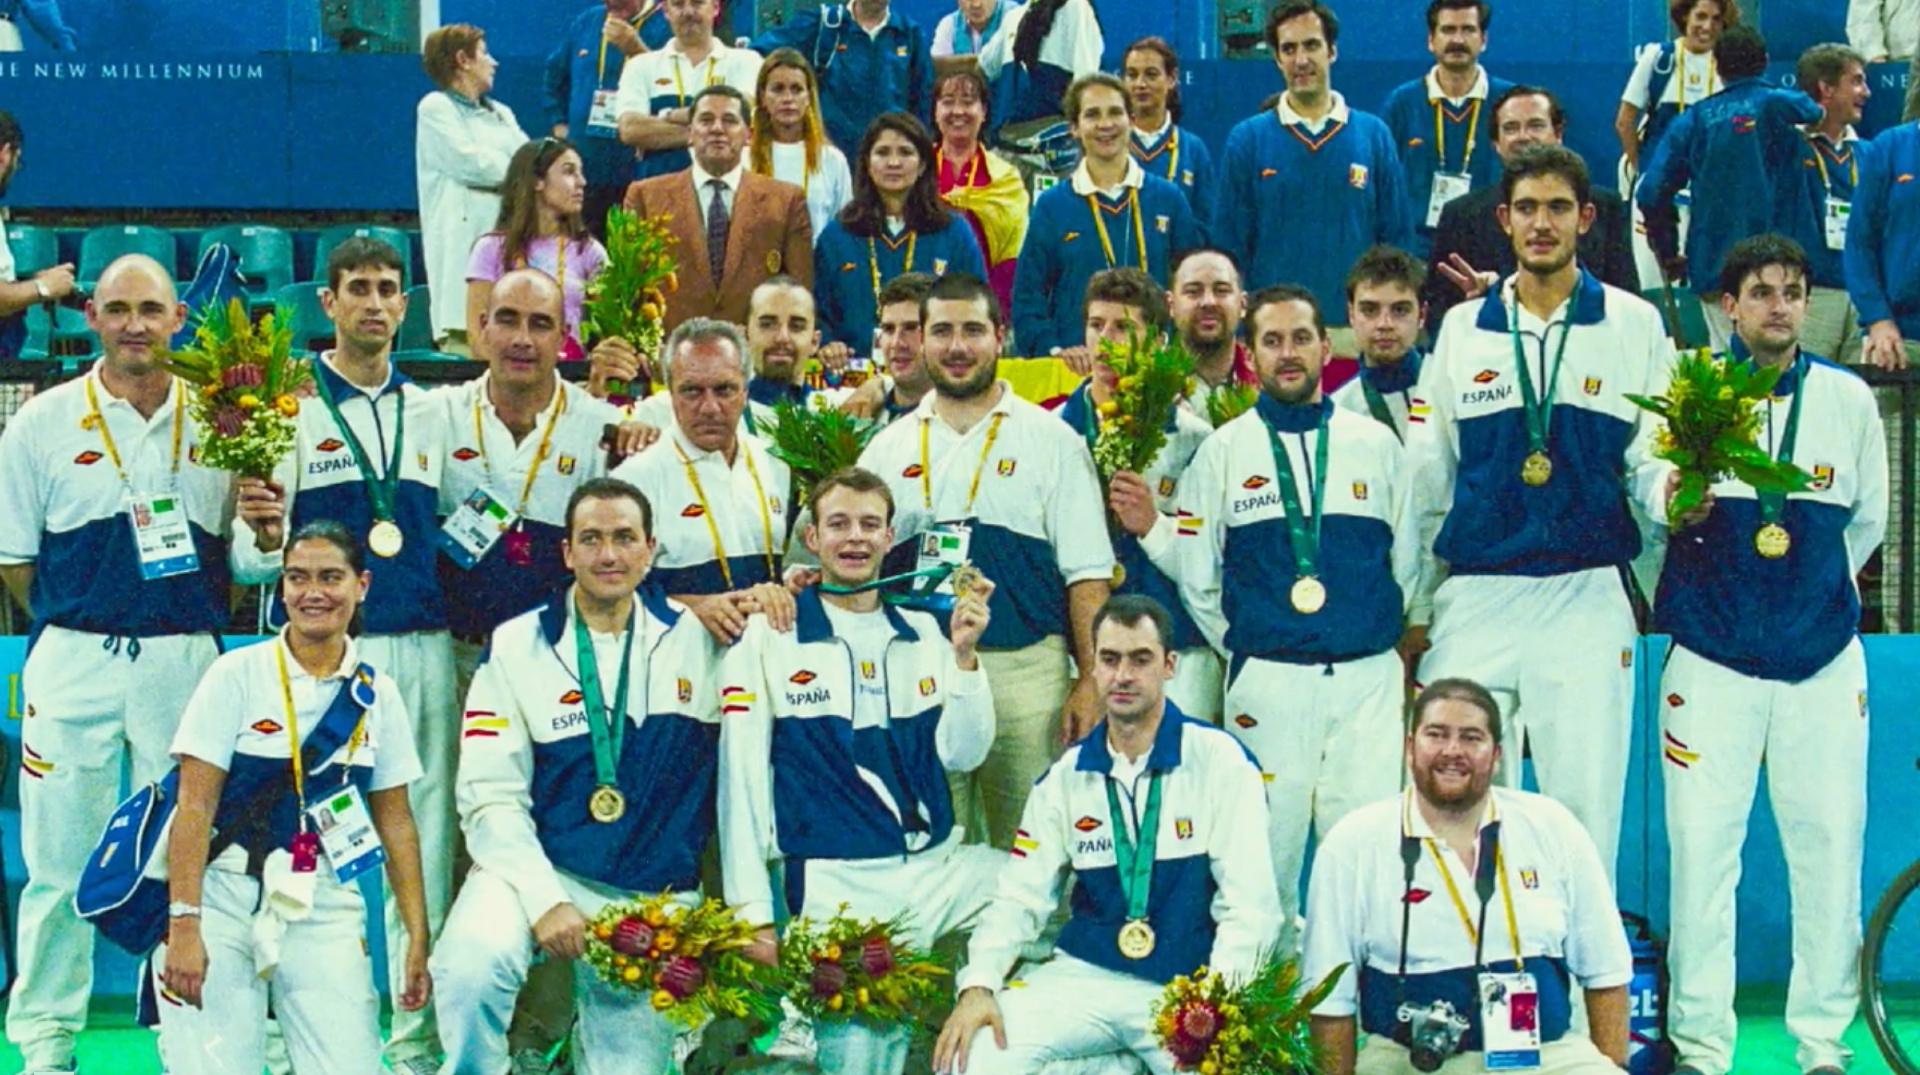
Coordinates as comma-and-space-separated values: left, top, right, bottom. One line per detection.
0, 988, 1909, 1074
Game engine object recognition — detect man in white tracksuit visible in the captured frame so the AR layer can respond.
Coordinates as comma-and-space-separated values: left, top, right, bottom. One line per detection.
932, 595, 1280, 1074
433, 476, 730, 1074
0, 256, 232, 1075
1638, 235, 1887, 1075
721, 467, 1002, 1074
1408, 145, 1673, 880
1175, 282, 1421, 951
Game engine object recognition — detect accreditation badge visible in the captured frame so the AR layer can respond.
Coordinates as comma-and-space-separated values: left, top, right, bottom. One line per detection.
1478, 970, 1543, 1071
439, 486, 520, 569
127, 490, 200, 580
1824, 196, 1850, 252
1426, 171, 1472, 229
306, 784, 387, 884
903, 519, 972, 611
587, 89, 621, 131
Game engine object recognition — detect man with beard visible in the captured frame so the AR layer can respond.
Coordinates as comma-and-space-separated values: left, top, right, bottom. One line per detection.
1408, 145, 1671, 884
1168, 249, 1258, 424
0, 111, 76, 358
1303, 679, 1633, 1075
1379, 0, 1513, 257
1173, 283, 1419, 951
857, 272, 1113, 851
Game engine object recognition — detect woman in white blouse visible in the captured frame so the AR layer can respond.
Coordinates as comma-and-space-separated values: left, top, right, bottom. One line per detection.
748, 47, 854, 242
416, 24, 527, 353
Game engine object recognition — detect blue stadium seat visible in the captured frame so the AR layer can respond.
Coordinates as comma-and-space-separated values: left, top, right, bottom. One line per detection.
78, 225, 178, 292
5, 224, 59, 277
314, 224, 413, 288
273, 281, 334, 353
398, 284, 434, 351
198, 224, 295, 298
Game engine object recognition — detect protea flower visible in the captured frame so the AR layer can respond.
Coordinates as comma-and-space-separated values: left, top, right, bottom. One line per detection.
860, 936, 895, 978
609, 916, 655, 957
1167, 1001, 1222, 1065
658, 955, 705, 998
212, 406, 247, 438
222, 363, 264, 389
811, 958, 848, 999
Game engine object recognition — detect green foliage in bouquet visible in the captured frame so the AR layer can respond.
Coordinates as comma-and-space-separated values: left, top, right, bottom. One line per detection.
1091, 329, 1196, 479
778, 907, 951, 1030
582, 893, 784, 1031
1624, 347, 1814, 527
159, 297, 312, 479
1203, 382, 1259, 430
762, 399, 879, 507
583, 208, 680, 394
1154, 958, 1349, 1075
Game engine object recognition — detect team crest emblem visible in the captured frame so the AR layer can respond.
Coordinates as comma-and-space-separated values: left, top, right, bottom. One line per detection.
1063, 231, 1081, 242
1810, 465, 1834, 491
452, 447, 479, 461
73, 450, 102, 465
1241, 475, 1270, 490
1182, 169, 1194, 186
417, 452, 428, 471
895, 45, 907, 56
1583, 377, 1603, 396
1859, 690, 1869, 718
557, 455, 577, 475
677, 678, 693, 703
250, 720, 283, 735
1349, 164, 1369, 189
681, 503, 706, 517
1621, 648, 1634, 669
1175, 818, 1194, 840
1074, 816, 1103, 833
997, 459, 1016, 476
933, 258, 949, 274
918, 676, 936, 696
860, 660, 877, 680
1158, 477, 1175, 497
1520, 868, 1540, 889
1352, 481, 1369, 500
790, 670, 817, 685
189, 444, 200, 464
1154, 214, 1170, 234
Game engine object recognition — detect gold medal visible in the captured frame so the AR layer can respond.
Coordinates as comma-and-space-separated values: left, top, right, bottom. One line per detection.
1521, 451, 1553, 487
1290, 576, 1327, 615
1754, 522, 1791, 559
950, 562, 982, 600
1118, 918, 1156, 960
368, 519, 405, 558
589, 785, 626, 823
1111, 562, 1127, 587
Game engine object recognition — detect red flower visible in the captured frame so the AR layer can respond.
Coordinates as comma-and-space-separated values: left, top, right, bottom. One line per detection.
811, 959, 848, 998
212, 406, 247, 438
861, 936, 895, 978
658, 955, 705, 998
1166, 1001, 1222, 1065
609, 916, 655, 957
222, 363, 264, 389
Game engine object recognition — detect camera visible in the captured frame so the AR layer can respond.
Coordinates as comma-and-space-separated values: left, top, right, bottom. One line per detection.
1397, 998, 1472, 1071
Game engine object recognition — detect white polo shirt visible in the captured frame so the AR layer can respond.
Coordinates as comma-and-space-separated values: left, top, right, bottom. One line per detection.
610, 422, 791, 595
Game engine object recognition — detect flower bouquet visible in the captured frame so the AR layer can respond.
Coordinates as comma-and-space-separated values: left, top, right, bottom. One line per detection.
1090, 330, 1195, 480
158, 297, 312, 479
1152, 958, 1348, 1075
1623, 347, 1814, 527
778, 908, 951, 1028
582, 208, 680, 403
583, 893, 784, 1031
1203, 382, 1259, 429
762, 398, 880, 508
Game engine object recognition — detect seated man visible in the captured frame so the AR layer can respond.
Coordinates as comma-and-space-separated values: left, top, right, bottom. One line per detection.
432, 477, 730, 1074
1304, 678, 1634, 1075
932, 595, 1280, 1075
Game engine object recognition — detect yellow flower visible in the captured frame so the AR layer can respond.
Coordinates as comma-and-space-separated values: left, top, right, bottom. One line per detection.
828, 993, 845, 1012
1716, 386, 1734, 400
655, 930, 678, 952
274, 394, 299, 417
237, 394, 261, 411
857, 987, 871, 1005
650, 988, 674, 1010
640, 302, 662, 320
644, 907, 668, 927
200, 385, 221, 400
623, 965, 642, 983
826, 944, 842, 961
1096, 400, 1120, 418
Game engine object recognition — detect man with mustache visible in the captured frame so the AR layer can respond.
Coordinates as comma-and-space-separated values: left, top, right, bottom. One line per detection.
1379, 0, 1514, 258
1302, 679, 1633, 1075
1172, 282, 1420, 952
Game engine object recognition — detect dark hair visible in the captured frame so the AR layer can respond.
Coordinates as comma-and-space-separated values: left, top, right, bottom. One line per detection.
1064, 72, 1131, 125
1410, 677, 1503, 745
326, 236, 406, 293
491, 138, 589, 272
566, 477, 654, 539
877, 271, 937, 310
1499, 143, 1591, 208
1171, 246, 1244, 284
933, 67, 993, 141
1092, 594, 1175, 652
1123, 36, 1183, 124
808, 466, 896, 524
1796, 42, 1866, 102
748, 273, 816, 321
285, 520, 366, 574
1668, 0, 1739, 33
839, 112, 953, 240
1246, 283, 1326, 339
692, 82, 752, 123
1715, 24, 1769, 81
1266, 0, 1340, 53
920, 271, 1004, 330
423, 23, 486, 90
1426, 0, 1489, 32
1085, 268, 1170, 336
1491, 84, 1566, 138
1718, 233, 1811, 299
1345, 245, 1427, 302
1012, 0, 1074, 71
0, 110, 21, 151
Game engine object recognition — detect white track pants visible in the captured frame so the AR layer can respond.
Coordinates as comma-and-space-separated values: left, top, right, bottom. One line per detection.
1167, 646, 1225, 726
960, 955, 1172, 1074
5, 626, 216, 1070
1661, 640, 1867, 1075
152, 867, 383, 1075
1420, 568, 1636, 882
1224, 649, 1404, 950
433, 867, 686, 1075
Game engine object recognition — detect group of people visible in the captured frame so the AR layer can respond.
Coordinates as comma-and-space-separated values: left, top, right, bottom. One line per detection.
0, 1, 1913, 1074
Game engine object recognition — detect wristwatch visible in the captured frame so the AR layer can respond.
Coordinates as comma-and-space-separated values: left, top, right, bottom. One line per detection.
32, 278, 49, 301
167, 901, 202, 919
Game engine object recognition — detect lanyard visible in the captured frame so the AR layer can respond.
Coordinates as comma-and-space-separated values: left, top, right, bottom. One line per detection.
597, 4, 655, 84
314, 371, 406, 526
1510, 314, 1573, 458
937, 145, 983, 189
1359, 377, 1403, 442
1808, 135, 1858, 193
276, 641, 367, 820
1104, 771, 1164, 923
672, 52, 720, 107
1677, 49, 1717, 113
818, 562, 954, 595
918, 411, 1005, 513
1131, 125, 1181, 182
1426, 834, 1524, 970
472, 381, 568, 516
83, 376, 185, 489
1265, 407, 1331, 583
673, 437, 775, 589
1757, 356, 1808, 528
573, 601, 639, 793
1432, 96, 1482, 174
868, 231, 916, 304
1086, 188, 1148, 269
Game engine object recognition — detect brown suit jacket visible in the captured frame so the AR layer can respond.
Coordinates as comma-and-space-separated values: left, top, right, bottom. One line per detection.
622, 168, 814, 331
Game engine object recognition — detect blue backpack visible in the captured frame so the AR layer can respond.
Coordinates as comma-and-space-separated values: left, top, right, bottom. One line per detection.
170, 242, 248, 350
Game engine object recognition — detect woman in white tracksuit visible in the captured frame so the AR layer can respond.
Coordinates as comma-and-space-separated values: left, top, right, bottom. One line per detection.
155, 521, 432, 1075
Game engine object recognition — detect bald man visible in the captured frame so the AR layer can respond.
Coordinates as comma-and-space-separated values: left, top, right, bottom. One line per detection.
0, 254, 241, 1072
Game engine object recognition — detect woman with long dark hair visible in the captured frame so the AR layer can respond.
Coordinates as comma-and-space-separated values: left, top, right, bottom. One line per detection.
465, 137, 609, 361
813, 112, 986, 351
933, 67, 1029, 317
1122, 36, 1215, 241
748, 48, 853, 242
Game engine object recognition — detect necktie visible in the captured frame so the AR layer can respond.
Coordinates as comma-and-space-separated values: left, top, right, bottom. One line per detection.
706, 178, 730, 286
